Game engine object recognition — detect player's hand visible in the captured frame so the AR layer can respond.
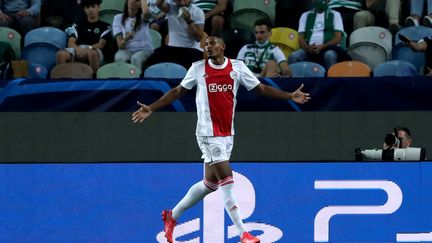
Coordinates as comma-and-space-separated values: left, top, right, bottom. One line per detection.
291, 84, 311, 104
132, 101, 153, 123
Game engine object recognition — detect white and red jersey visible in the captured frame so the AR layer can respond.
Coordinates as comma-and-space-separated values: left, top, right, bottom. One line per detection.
180, 58, 260, 136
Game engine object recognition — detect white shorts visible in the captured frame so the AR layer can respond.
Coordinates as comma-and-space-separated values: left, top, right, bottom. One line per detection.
196, 136, 234, 164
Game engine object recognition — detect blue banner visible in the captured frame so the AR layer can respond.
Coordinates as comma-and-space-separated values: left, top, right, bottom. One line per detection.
1, 76, 431, 111
0, 162, 431, 242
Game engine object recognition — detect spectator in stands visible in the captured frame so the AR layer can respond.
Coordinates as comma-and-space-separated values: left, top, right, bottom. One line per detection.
402, 34, 432, 76
148, 0, 167, 32
353, 0, 402, 34
113, 0, 154, 71
55, 0, 111, 73
193, 0, 229, 37
405, 0, 432, 27
144, 0, 205, 69
237, 18, 292, 78
0, 0, 41, 36
328, 0, 362, 37
288, 0, 351, 69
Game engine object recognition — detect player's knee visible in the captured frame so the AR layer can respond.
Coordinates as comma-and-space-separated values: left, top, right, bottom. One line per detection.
203, 178, 219, 191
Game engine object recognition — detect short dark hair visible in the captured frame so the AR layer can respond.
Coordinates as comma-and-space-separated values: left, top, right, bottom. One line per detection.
254, 18, 272, 29
80, 0, 102, 8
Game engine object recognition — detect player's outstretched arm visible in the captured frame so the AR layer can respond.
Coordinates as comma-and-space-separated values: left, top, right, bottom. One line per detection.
254, 83, 311, 104
132, 85, 188, 123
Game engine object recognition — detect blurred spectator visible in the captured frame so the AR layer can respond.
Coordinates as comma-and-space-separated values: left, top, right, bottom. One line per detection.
402, 34, 432, 75
275, 0, 312, 30
148, 0, 167, 31
193, 0, 229, 36
145, 0, 205, 69
353, 0, 402, 34
113, 0, 154, 71
328, 0, 362, 37
55, 0, 111, 73
288, 0, 351, 69
237, 18, 292, 78
0, 0, 41, 36
405, 0, 432, 27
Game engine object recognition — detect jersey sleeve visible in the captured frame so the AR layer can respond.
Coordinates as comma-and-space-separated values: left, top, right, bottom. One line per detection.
298, 12, 308, 33
180, 63, 197, 90
236, 45, 247, 60
112, 14, 123, 37
239, 61, 260, 91
273, 46, 287, 63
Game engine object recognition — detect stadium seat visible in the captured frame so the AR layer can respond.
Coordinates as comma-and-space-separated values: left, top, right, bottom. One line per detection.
347, 26, 392, 70
50, 62, 94, 79
150, 29, 162, 49
289, 61, 326, 78
0, 27, 21, 58
221, 28, 254, 58
270, 27, 299, 58
28, 62, 48, 79
394, 26, 432, 46
99, 10, 121, 25
327, 60, 371, 77
144, 62, 187, 79
97, 62, 141, 79
231, 0, 275, 32
24, 27, 67, 49
373, 60, 418, 77
391, 43, 425, 72
22, 43, 59, 71
100, 0, 124, 13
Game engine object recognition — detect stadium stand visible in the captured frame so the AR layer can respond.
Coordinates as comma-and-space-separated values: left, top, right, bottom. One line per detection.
289, 61, 326, 78
327, 60, 371, 77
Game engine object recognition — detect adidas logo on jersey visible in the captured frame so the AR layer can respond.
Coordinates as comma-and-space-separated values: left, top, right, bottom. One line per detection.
208, 83, 233, 93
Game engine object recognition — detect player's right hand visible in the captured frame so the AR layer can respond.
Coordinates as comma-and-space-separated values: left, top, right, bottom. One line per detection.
132, 101, 153, 123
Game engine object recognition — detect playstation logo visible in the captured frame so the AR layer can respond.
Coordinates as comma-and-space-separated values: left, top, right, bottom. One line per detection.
156, 171, 283, 242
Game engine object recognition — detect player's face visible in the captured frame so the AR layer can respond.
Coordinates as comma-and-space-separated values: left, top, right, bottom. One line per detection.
254, 25, 271, 44
205, 37, 224, 59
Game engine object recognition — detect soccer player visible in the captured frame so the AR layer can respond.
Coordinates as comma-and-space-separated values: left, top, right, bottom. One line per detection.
132, 36, 311, 243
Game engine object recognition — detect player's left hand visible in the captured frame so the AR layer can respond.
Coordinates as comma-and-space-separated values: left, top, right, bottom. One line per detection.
292, 84, 311, 104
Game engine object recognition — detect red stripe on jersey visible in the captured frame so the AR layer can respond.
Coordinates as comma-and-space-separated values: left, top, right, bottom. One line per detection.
205, 59, 235, 136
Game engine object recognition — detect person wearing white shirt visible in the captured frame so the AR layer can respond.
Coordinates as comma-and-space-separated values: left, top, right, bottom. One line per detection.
113, 0, 154, 71
145, 0, 205, 69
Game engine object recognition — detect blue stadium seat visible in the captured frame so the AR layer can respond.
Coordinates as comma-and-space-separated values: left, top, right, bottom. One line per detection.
289, 61, 326, 77
392, 43, 425, 72
373, 60, 418, 77
144, 62, 187, 79
24, 27, 67, 49
395, 26, 432, 46
28, 62, 48, 79
23, 43, 59, 71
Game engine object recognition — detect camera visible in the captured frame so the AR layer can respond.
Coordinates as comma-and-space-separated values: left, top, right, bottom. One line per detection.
355, 147, 426, 161
384, 128, 401, 148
